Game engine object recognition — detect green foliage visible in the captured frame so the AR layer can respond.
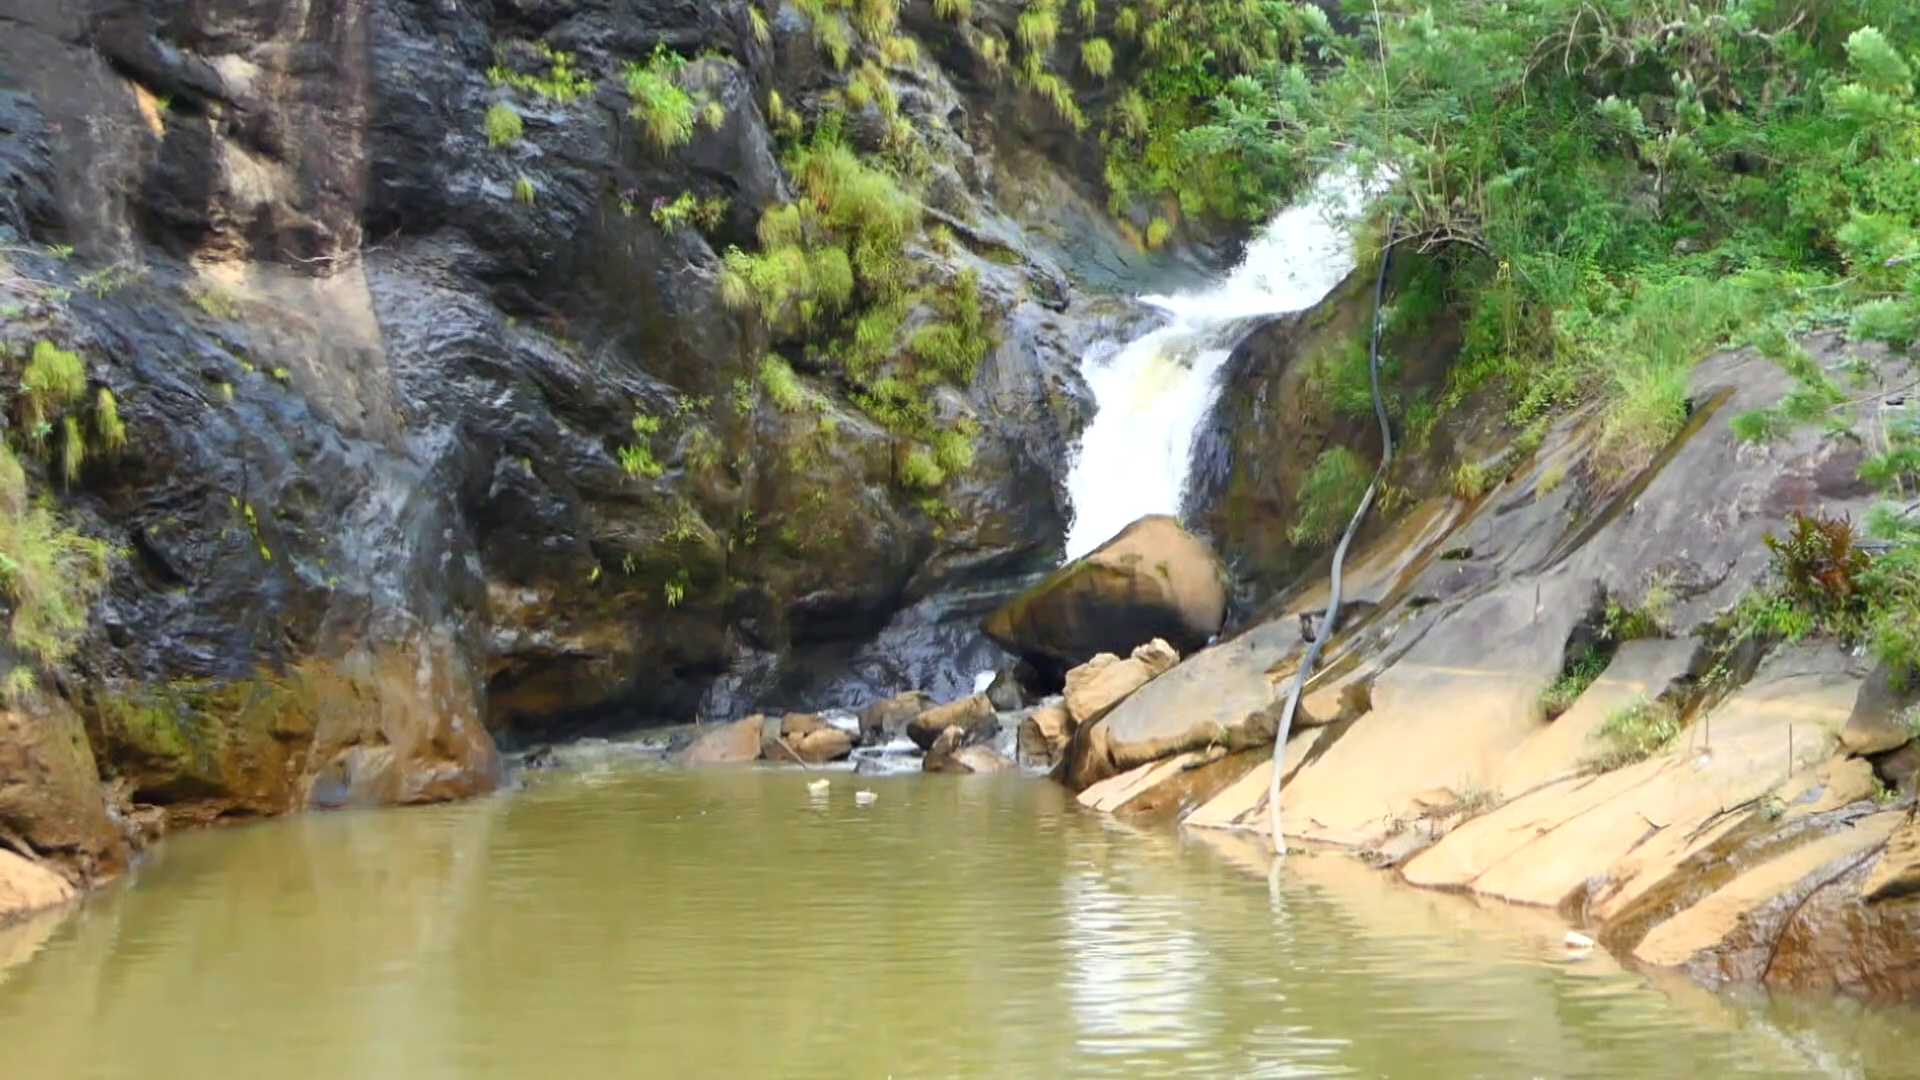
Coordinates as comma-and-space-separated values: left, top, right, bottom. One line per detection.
1765, 510, 1872, 621
623, 48, 696, 152
0, 442, 111, 700
900, 446, 946, 491
651, 192, 730, 233
20, 340, 86, 438
619, 414, 664, 479
1094, 1, 1319, 222
488, 42, 595, 103
484, 102, 524, 147
1081, 38, 1114, 80
93, 389, 125, 453
1588, 697, 1682, 772
1288, 446, 1371, 545
759, 355, 810, 412
1540, 645, 1607, 719
1154, 0, 1920, 477
512, 176, 537, 204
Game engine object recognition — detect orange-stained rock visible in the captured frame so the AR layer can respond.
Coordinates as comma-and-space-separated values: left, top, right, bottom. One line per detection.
674, 716, 766, 766
0, 850, 75, 925
0, 697, 125, 883
83, 629, 502, 822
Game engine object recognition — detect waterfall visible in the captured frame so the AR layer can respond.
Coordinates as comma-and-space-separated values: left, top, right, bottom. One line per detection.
1062, 170, 1375, 561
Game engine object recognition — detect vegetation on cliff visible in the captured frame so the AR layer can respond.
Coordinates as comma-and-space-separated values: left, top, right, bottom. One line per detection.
0, 335, 116, 700
1127, 1, 1920, 672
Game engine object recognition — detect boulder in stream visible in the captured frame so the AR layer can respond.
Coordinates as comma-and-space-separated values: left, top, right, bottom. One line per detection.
1017, 699, 1072, 768
925, 726, 1018, 774
906, 694, 998, 752
982, 516, 1227, 686
673, 717, 766, 767
858, 691, 933, 746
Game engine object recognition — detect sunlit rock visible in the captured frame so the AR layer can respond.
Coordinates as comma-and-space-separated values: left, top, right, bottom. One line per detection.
982, 516, 1226, 687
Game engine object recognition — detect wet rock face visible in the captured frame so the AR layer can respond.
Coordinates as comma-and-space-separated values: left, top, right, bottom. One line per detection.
0, 0, 1129, 849
982, 515, 1226, 687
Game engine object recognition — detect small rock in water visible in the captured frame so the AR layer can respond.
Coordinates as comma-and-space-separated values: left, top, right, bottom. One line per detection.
1565, 930, 1596, 950
854, 790, 878, 807
807, 778, 831, 796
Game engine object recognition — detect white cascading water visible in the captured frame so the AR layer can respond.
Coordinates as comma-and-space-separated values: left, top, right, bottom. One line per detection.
1063, 170, 1375, 560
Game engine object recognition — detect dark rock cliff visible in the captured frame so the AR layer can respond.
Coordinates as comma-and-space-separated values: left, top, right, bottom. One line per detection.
0, 0, 1184, 878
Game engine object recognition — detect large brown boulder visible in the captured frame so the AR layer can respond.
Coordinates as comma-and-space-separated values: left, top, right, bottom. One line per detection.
906, 694, 998, 752
673, 716, 766, 766
858, 691, 932, 745
981, 515, 1227, 686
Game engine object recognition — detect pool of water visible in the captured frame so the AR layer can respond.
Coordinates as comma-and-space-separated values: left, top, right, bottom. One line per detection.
2, 753, 1916, 1079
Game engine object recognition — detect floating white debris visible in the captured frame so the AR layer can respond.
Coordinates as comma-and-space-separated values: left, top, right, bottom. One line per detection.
854, 790, 878, 807
1565, 931, 1596, 950
807, 778, 831, 796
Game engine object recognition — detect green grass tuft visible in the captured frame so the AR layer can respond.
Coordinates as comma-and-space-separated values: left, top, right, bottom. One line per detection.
622, 49, 696, 152
1587, 698, 1682, 772
1289, 446, 1371, 546
484, 102, 524, 147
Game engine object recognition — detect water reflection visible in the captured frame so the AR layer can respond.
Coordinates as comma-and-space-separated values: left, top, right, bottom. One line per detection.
0, 760, 1915, 1079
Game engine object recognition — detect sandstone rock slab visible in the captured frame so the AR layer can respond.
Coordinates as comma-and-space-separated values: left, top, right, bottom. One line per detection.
1066, 619, 1304, 791
1863, 812, 1920, 902
1634, 812, 1902, 978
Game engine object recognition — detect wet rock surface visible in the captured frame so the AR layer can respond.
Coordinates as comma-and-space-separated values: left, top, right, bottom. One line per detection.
0, 0, 1193, 876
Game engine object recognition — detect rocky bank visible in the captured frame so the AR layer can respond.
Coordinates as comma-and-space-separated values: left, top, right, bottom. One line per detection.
1049, 306, 1920, 1003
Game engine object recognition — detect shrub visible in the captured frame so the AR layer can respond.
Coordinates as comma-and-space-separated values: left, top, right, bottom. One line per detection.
1764, 510, 1871, 620
900, 446, 945, 490
622, 49, 695, 152
1081, 37, 1114, 80
759, 355, 809, 412
486, 43, 595, 103
484, 102, 523, 147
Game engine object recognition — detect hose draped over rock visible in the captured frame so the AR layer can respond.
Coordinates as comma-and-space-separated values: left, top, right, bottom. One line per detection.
1266, 231, 1398, 856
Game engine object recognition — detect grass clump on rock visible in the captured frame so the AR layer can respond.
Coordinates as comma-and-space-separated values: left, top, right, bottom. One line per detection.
0, 442, 112, 701
1587, 697, 1682, 772
1288, 446, 1371, 546
622, 48, 696, 152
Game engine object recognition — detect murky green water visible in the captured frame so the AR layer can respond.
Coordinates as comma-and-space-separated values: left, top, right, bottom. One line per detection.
3, 753, 1917, 1079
